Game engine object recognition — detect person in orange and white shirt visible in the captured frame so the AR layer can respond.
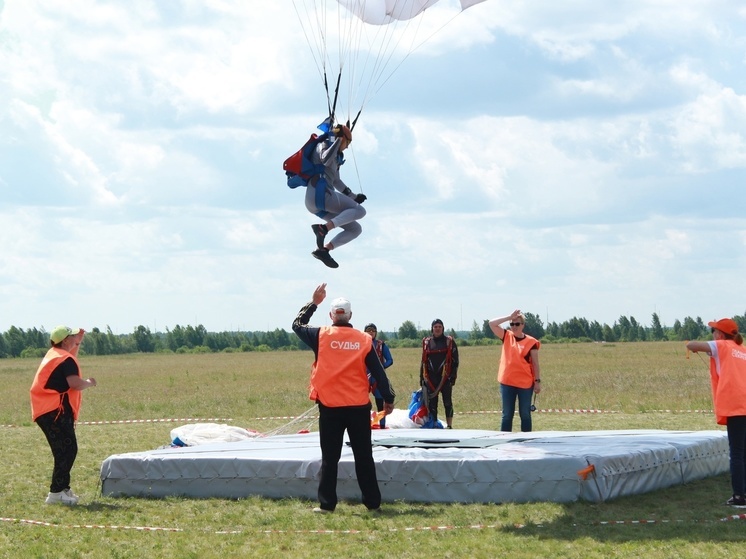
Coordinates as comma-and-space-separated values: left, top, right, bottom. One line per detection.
30, 325, 97, 506
687, 317, 746, 508
489, 310, 541, 433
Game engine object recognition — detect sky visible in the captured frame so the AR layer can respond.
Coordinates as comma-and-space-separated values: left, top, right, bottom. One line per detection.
1, 0, 745, 336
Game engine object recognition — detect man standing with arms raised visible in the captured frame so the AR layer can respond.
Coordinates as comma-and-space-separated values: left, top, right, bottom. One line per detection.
292, 283, 395, 513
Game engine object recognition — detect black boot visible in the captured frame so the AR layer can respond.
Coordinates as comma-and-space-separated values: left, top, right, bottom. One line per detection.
312, 248, 339, 269
311, 224, 328, 250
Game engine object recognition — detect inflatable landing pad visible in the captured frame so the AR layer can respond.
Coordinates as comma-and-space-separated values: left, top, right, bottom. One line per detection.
100, 429, 728, 503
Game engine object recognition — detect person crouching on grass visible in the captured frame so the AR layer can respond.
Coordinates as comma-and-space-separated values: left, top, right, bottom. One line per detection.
30, 326, 97, 505
687, 318, 746, 508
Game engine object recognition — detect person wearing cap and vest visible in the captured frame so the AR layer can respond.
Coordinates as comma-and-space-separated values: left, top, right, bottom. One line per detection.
30, 325, 97, 505
307, 124, 367, 269
687, 318, 746, 508
292, 283, 395, 513
420, 319, 459, 429
489, 310, 541, 432
364, 323, 394, 429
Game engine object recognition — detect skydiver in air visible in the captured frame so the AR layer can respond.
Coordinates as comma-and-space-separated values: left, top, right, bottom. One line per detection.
306, 124, 367, 269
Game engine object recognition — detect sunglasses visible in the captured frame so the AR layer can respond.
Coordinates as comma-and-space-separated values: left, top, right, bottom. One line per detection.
509, 322, 524, 327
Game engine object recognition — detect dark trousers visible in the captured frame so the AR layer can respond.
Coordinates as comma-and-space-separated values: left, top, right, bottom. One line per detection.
36, 410, 78, 493
425, 381, 453, 422
727, 415, 746, 496
500, 383, 534, 432
317, 403, 381, 511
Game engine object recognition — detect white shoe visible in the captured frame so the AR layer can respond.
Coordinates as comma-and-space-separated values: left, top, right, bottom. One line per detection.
312, 507, 333, 514
45, 490, 78, 505
63, 488, 80, 503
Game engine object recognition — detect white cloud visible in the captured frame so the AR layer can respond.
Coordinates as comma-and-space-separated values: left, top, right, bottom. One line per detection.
1, 0, 746, 335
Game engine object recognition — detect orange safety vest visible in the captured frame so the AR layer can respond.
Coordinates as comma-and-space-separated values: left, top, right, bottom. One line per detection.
309, 326, 372, 407
30, 347, 82, 421
708, 339, 746, 425
497, 330, 540, 389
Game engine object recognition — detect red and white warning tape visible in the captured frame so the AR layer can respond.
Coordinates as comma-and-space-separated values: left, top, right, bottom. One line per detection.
79, 418, 233, 425
0, 517, 180, 532
2, 409, 718, 429
2, 513, 742, 534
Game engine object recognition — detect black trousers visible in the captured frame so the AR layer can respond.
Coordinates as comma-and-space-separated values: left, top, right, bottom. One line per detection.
727, 415, 746, 497
425, 380, 453, 422
36, 410, 78, 493
317, 403, 381, 511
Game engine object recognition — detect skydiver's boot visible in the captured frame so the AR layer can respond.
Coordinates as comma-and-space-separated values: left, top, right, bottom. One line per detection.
311, 224, 328, 250
312, 248, 339, 269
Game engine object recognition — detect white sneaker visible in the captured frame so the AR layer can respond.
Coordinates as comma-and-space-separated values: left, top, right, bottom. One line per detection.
63, 488, 80, 503
45, 490, 78, 505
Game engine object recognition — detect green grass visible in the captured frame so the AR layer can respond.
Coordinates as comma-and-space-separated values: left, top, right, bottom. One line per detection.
1, 342, 743, 558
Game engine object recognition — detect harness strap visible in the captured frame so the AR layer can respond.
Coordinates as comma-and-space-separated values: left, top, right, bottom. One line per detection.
314, 176, 328, 218
421, 336, 453, 394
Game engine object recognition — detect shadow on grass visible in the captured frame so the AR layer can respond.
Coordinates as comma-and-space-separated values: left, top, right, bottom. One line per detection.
501, 473, 746, 543
80, 501, 126, 512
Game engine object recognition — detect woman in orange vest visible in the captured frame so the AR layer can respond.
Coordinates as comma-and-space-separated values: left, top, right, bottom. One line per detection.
292, 283, 395, 513
687, 318, 746, 508
489, 310, 541, 432
30, 325, 97, 505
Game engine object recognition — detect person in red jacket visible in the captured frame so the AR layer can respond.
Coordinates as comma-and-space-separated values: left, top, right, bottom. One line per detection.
489, 310, 541, 432
292, 283, 395, 513
687, 318, 746, 508
30, 326, 97, 505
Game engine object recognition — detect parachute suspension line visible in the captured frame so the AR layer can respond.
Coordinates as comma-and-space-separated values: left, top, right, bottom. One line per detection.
291, 0, 326, 83
336, 0, 363, 127
345, 0, 426, 125
347, 144, 364, 195
349, 108, 363, 132
262, 405, 318, 438
372, 7, 468, 99
329, 70, 343, 127
336, 1, 411, 131
292, 0, 335, 118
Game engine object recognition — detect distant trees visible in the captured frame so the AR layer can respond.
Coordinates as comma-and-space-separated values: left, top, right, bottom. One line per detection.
650, 313, 665, 341
0, 310, 742, 358
398, 320, 418, 340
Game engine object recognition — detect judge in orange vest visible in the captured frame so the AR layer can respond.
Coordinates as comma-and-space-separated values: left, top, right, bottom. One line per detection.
687, 318, 746, 508
292, 283, 395, 513
30, 326, 97, 505
489, 310, 542, 432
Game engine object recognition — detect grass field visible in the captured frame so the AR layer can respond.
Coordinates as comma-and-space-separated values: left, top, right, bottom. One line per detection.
1, 342, 744, 558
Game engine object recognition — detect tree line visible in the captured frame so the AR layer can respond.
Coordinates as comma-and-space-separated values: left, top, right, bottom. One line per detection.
2, 311, 745, 358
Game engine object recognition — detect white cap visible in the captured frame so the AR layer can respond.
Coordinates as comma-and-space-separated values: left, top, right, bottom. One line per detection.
330, 297, 351, 321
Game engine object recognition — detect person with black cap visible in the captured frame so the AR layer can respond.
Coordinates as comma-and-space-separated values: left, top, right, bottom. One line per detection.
687, 318, 746, 508
292, 283, 395, 513
420, 319, 459, 429
30, 326, 97, 505
364, 323, 394, 428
